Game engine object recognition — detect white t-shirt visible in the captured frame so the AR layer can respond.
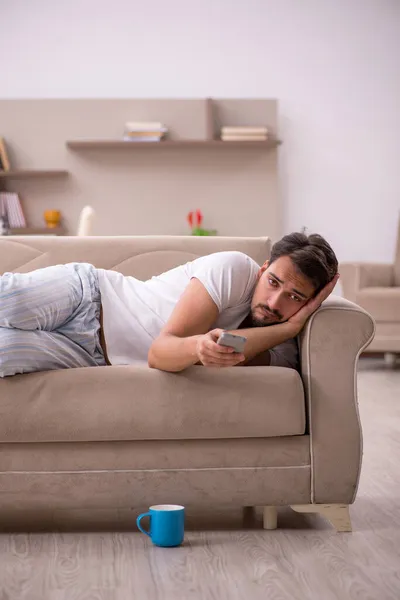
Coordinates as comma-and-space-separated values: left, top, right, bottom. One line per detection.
97, 251, 298, 369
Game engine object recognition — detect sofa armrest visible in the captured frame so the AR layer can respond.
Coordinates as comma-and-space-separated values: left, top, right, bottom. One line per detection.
298, 295, 375, 504
340, 262, 394, 301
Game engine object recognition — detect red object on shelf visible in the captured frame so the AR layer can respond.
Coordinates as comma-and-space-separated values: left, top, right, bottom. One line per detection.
195, 209, 203, 226
187, 211, 194, 228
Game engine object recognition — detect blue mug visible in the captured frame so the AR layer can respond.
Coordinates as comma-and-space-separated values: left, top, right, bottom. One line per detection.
136, 504, 185, 547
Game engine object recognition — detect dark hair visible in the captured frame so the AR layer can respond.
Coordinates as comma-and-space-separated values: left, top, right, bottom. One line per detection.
269, 232, 338, 294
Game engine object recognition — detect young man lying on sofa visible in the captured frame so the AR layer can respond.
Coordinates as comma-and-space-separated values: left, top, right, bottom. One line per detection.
0, 232, 338, 377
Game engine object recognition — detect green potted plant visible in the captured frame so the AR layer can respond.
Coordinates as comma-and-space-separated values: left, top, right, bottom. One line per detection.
187, 210, 217, 236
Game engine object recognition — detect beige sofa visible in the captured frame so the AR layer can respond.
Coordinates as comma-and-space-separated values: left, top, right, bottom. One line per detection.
340, 216, 400, 355
0, 235, 374, 532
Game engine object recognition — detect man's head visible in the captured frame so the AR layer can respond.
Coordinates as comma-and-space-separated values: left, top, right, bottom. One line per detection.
250, 232, 338, 327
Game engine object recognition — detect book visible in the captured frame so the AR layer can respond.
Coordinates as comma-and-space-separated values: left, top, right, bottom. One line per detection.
0, 192, 27, 227
0, 138, 11, 171
221, 134, 268, 141
0, 194, 6, 218
125, 121, 166, 131
122, 136, 164, 142
124, 130, 166, 138
221, 126, 268, 136
123, 122, 168, 142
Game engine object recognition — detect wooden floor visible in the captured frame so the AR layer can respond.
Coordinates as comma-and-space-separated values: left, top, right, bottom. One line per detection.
0, 358, 399, 600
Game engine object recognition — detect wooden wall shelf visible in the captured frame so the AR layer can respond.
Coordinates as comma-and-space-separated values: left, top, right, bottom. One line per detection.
9, 227, 65, 236
0, 170, 68, 179
0, 97, 281, 239
66, 139, 281, 150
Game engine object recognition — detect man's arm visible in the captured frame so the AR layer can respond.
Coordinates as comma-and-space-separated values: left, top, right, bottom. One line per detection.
238, 338, 299, 368
148, 278, 223, 372
224, 322, 299, 364
148, 278, 299, 372
149, 272, 340, 373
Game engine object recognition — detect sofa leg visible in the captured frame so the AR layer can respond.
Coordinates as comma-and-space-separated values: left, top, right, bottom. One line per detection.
290, 504, 352, 532
384, 352, 397, 368
263, 506, 278, 530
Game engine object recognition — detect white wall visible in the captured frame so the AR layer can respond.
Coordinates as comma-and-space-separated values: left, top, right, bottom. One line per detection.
1, 0, 399, 263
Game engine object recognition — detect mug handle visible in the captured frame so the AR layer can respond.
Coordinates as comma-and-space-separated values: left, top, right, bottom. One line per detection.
136, 512, 151, 537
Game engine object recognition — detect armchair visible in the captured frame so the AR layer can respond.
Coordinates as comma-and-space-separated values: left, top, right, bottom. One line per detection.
340, 216, 400, 355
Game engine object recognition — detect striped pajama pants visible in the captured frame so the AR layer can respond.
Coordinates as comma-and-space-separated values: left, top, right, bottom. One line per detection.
0, 263, 106, 377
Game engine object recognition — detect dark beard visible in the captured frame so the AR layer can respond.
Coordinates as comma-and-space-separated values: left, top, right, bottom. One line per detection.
251, 314, 273, 327
250, 304, 282, 327
250, 313, 277, 327
238, 310, 280, 329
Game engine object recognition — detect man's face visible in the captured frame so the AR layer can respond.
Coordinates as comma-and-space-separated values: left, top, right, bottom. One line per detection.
250, 256, 316, 326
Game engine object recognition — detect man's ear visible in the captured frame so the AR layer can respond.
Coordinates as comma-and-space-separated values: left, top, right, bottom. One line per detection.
257, 260, 269, 281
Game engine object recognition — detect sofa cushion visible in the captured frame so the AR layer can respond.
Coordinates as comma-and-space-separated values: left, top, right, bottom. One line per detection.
356, 287, 400, 322
0, 365, 306, 443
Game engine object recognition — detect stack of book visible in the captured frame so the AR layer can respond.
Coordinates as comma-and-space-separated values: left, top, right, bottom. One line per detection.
123, 122, 168, 142
0, 192, 27, 228
220, 126, 269, 142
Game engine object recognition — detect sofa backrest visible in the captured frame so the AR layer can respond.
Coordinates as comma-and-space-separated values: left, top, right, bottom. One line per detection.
394, 214, 400, 286
0, 235, 271, 279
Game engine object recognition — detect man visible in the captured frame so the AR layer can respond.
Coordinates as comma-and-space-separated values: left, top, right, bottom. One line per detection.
0, 232, 338, 377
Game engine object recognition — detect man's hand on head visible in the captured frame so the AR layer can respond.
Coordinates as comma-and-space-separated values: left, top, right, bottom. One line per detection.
287, 273, 340, 333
